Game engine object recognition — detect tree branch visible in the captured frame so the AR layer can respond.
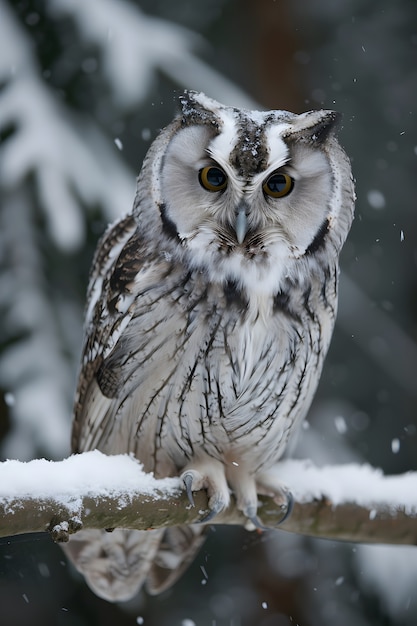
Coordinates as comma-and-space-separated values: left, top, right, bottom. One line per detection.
0, 452, 416, 545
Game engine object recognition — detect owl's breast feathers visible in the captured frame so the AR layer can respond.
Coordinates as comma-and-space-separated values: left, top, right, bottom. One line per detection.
72, 214, 337, 475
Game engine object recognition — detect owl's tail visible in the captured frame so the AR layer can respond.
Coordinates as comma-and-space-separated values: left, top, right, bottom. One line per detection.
63, 525, 207, 601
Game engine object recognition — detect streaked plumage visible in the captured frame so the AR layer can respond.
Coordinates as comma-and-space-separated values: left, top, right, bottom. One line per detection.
63, 91, 355, 601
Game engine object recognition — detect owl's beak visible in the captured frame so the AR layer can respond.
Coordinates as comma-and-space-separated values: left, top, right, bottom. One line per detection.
235, 202, 249, 244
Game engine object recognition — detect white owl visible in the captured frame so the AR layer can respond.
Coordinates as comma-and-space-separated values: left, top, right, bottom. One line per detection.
63, 91, 355, 601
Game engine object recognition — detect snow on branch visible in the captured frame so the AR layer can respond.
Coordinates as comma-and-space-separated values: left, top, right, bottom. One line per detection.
0, 451, 416, 546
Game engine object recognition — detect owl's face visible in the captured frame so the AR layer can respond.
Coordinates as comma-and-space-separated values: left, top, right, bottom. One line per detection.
139, 92, 354, 293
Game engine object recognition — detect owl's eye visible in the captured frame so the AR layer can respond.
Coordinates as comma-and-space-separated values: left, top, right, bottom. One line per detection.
199, 166, 228, 192
263, 172, 294, 198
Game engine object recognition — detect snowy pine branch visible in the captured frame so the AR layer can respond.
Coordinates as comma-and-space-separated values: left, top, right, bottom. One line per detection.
0, 452, 416, 546
45, 0, 257, 109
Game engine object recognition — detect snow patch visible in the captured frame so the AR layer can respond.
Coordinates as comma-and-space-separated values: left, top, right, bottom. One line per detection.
269, 460, 417, 513
0, 451, 181, 502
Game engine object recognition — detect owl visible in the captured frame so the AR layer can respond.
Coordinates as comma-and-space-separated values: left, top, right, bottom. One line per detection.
63, 91, 355, 601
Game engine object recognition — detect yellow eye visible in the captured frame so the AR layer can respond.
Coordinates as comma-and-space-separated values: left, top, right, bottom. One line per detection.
199, 166, 228, 192
263, 172, 294, 198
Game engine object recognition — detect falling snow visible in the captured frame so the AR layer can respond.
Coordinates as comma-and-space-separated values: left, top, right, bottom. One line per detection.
334, 415, 347, 435
4, 392, 15, 407
391, 438, 400, 454
114, 137, 123, 151
367, 189, 386, 210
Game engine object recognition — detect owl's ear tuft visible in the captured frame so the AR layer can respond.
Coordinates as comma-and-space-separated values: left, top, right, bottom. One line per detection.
290, 110, 341, 144
178, 90, 221, 130
308, 110, 341, 143
306, 110, 342, 143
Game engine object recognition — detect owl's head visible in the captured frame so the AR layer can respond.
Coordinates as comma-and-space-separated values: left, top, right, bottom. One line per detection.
135, 91, 354, 293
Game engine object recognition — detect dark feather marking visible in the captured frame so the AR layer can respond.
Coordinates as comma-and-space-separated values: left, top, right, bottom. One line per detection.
215, 380, 225, 421
135, 366, 177, 435
320, 266, 337, 317
230, 116, 271, 177
159, 202, 180, 240
320, 271, 329, 308
179, 93, 221, 130
222, 325, 240, 391
129, 283, 183, 323
89, 215, 137, 289
302, 285, 316, 321
109, 228, 143, 293
305, 218, 330, 255
273, 291, 302, 323
200, 315, 224, 428
96, 349, 124, 398
287, 359, 309, 416
223, 279, 249, 311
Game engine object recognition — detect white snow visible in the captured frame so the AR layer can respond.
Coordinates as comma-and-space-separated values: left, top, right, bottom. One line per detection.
367, 189, 386, 210
141, 128, 151, 141
391, 438, 400, 454
0, 451, 180, 501
268, 459, 417, 513
4, 392, 15, 407
114, 137, 123, 151
334, 415, 347, 435
0, 454, 416, 517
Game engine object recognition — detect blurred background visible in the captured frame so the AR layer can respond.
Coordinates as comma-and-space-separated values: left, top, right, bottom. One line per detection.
0, 0, 416, 624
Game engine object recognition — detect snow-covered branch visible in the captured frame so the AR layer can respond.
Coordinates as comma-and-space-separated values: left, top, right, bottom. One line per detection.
1, 452, 416, 546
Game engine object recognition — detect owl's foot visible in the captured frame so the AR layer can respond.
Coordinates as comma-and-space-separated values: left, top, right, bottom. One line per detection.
246, 489, 294, 530
227, 468, 293, 530
253, 475, 294, 528
181, 459, 230, 522
181, 462, 294, 528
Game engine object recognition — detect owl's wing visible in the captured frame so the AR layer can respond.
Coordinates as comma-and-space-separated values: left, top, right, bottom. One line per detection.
63, 528, 164, 601
71, 212, 143, 452
146, 525, 209, 595
68, 213, 208, 600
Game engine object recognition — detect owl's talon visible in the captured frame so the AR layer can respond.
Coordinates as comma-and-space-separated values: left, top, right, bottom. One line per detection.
242, 501, 270, 530
243, 489, 293, 529
197, 509, 217, 524
182, 472, 196, 506
277, 490, 294, 525
248, 515, 269, 531
180, 461, 230, 523
197, 499, 225, 523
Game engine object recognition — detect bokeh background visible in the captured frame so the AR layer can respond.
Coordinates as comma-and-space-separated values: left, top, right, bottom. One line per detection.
0, 0, 416, 624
